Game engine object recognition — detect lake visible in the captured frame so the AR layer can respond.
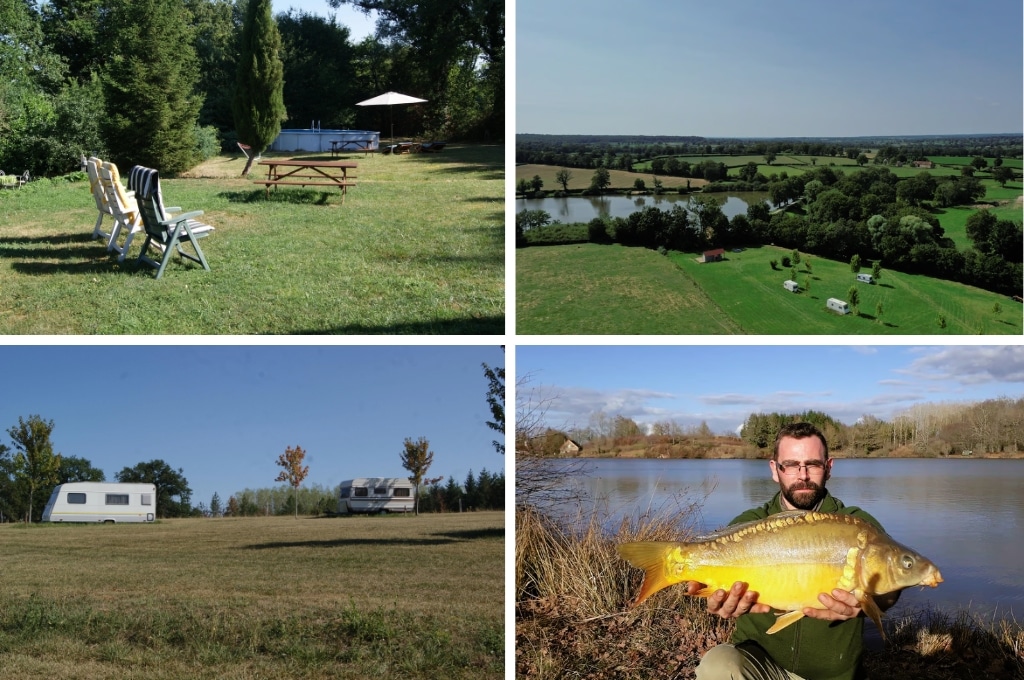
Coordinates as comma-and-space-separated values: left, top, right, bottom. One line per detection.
517, 192, 770, 224
531, 457, 1024, 623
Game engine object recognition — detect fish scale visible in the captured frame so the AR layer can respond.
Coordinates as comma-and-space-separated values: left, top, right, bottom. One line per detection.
618, 510, 942, 635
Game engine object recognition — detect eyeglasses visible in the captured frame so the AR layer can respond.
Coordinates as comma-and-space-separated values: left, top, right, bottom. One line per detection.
775, 460, 827, 475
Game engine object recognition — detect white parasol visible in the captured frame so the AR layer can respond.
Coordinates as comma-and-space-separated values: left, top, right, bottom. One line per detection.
356, 91, 428, 146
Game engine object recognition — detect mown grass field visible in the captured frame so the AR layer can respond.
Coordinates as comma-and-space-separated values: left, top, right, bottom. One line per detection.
516, 243, 1022, 335
0, 513, 504, 679
516, 244, 742, 334
0, 145, 504, 334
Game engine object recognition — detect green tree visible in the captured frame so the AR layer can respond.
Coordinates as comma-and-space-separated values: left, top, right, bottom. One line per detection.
875, 300, 884, 324
991, 166, 1013, 187
482, 361, 505, 455
277, 11, 356, 130
116, 460, 192, 518
274, 445, 310, 519
555, 168, 573, 191
210, 492, 222, 517
400, 436, 435, 515
970, 156, 988, 171
101, 0, 202, 174
993, 302, 1002, 316
764, 150, 776, 165
233, 0, 286, 175
7, 415, 62, 522
938, 314, 947, 329
589, 167, 611, 193
57, 455, 104, 483
633, 177, 647, 191
847, 286, 860, 315
871, 261, 882, 282
856, 153, 868, 166
850, 254, 861, 273
530, 174, 544, 192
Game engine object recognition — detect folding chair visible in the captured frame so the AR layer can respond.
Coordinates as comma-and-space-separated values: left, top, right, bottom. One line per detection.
129, 165, 215, 279
98, 162, 143, 262
86, 157, 116, 242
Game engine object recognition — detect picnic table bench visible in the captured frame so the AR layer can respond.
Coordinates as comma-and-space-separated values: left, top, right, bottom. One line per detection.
329, 139, 376, 157
254, 159, 358, 202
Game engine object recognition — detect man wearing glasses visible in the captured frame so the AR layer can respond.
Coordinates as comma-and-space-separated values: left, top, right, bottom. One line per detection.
694, 422, 897, 680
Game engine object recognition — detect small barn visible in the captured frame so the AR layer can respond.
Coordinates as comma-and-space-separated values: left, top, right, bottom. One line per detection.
912, 160, 935, 169
701, 248, 725, 263
559, 438, 582, 457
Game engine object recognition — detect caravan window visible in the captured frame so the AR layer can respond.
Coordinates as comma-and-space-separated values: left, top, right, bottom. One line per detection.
374, 486, 387, 495
67, 493, 87, 504
354, 487, 368, 497
106, 494, 129, 505
339, 487, 351, 499
393, 487, 410, 497
141, 494, 152, 506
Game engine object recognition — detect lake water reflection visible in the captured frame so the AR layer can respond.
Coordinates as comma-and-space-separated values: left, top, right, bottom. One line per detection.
517, 192, 769, 224
537, 457, 1024, 621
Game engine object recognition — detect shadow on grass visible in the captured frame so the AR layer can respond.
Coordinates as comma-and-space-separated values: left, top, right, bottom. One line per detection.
0, 232, 145, 275
286, 315, 504, 335
218, 189, 337, 204
244, 537, 457, 550
433, 527, 504, 541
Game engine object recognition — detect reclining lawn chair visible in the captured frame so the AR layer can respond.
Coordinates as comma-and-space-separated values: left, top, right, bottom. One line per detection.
86, 157, 116, 242
128, 165, 215, 279
98, 161, 143, 262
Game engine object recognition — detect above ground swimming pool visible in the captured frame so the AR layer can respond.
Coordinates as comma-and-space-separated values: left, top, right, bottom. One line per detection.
269, 129, 380, 153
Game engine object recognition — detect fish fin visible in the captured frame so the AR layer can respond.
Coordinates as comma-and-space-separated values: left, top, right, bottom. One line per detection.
860, 596, 886, 640
617, 542, 681, 606
766, 610, 805, 634
690, 586, 719, 598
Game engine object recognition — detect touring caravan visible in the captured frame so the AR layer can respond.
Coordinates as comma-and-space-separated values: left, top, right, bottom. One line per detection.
826, 298, 851, 315
783, 280, 799, 293
42, 482, 156, 523
337, 478, 415, 514
856, 273, 875, 284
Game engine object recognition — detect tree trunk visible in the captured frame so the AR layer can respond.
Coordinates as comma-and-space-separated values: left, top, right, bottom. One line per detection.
241, 155, 256, 177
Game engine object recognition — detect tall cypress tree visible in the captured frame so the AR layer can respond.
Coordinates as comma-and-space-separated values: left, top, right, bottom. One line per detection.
233, 0, 286, 176
101, 0, 202, 174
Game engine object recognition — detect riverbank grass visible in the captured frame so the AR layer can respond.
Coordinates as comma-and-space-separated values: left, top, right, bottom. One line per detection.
0, 513, 504, 679
0, 145, 503, 334
515, 505, 1023, 680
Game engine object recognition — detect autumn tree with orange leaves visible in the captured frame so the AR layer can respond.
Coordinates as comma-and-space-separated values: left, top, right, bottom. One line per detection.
275, 445, 309, 519
400, 436, 438, 516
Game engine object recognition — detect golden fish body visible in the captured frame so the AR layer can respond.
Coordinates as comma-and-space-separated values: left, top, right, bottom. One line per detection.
617, 510, 942, 634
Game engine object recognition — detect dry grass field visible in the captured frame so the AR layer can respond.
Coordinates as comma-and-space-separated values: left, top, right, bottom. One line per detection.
516, 164, 709, 191
0, 512, 504, 679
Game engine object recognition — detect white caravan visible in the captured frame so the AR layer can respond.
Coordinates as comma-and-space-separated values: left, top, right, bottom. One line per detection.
826, 298, 851, 315
783, 280, 800, 293
338, 478, 415, 514
856, 273, 875, 284
42, 482, 156, 523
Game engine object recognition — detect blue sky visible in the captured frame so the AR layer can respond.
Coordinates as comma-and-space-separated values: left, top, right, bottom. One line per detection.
516, 0, 1023, 137
270, 0, 376, 41
516, 345, 1024, 435
0, 345, 504, 508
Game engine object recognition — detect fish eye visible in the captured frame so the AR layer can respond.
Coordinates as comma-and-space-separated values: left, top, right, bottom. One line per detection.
902, 555, 914, 569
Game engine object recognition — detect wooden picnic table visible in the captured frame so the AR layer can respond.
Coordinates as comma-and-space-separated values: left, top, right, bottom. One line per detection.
255, 158, 358, 202
329, 139, 375, 157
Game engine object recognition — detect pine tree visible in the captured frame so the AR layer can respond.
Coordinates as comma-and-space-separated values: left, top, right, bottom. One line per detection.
233, 0, 286, 176
101, 0, 201, 174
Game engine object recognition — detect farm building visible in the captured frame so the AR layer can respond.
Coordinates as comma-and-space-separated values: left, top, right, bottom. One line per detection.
559, 438, 582, 456
701, 248, 725, 263
912, 160, 935, 169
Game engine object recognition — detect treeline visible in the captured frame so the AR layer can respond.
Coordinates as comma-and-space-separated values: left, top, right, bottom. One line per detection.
216, 469, 505, 517
1, 0, 503, 176
520, 163, 1022, 297
527, 398, 1024, 460
515, 134, 1023, 172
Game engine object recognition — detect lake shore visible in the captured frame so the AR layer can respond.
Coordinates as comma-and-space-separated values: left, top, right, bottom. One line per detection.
515, 506, 1024, 680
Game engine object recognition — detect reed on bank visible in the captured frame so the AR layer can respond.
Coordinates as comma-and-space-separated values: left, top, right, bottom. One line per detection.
515, 505, 1023, 680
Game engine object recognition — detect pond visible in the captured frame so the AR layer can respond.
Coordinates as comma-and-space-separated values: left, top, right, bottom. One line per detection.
516, 192, 770, 224
528, 457, 1024, 623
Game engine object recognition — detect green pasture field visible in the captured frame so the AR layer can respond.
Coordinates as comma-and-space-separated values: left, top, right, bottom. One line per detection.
928, 156, 1023, 169
516, 244, 742, 334
516, 244, 1022, 335
0, 145, 504, 334
0, 513, 504, 680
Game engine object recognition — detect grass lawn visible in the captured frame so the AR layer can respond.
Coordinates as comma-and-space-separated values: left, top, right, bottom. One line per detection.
516, 244, 1022, 335
0, 145, 504, 334
515, 164, 706, 192
0, 513, 504, 679
516, 244, 742, 334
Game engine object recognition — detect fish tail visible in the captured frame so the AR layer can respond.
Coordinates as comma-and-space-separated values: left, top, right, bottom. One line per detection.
617, 541, 684, 606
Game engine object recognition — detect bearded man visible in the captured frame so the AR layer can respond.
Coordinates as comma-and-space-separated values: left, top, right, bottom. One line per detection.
692, 422, 899, 680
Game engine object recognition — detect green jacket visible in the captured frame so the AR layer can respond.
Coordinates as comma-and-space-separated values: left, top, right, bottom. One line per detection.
728, 491, 884, 680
